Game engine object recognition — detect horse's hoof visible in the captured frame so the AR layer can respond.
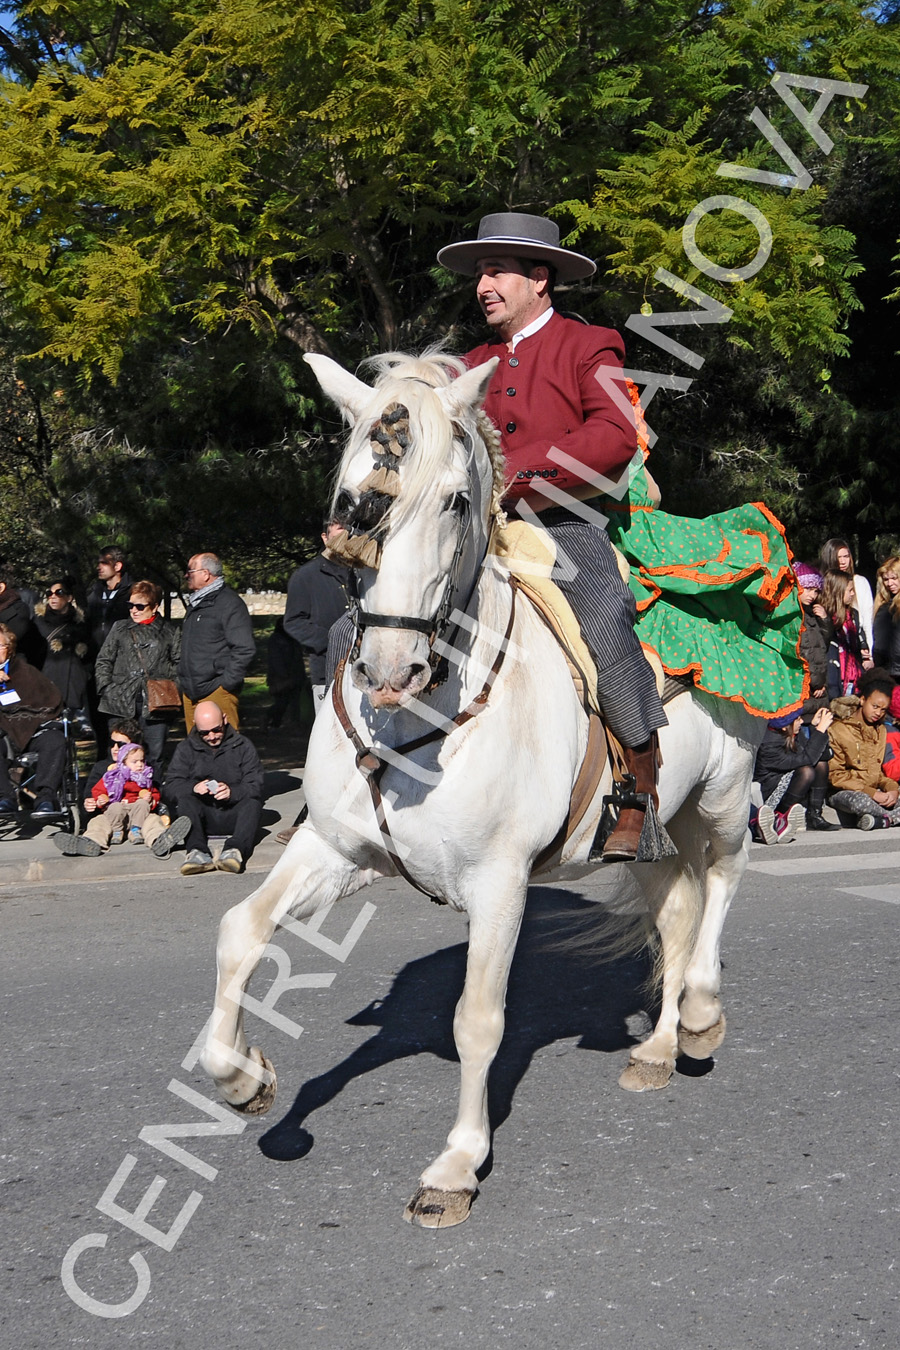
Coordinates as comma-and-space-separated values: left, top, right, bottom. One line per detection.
619, 1057, 673, 1092
403, 1186, 475, 1228
230, 1053, 277, 1115
678, 1013, 726, 1059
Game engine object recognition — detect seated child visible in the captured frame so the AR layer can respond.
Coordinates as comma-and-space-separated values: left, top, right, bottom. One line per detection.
828, 668, 900, 830
54, 737, 189, 857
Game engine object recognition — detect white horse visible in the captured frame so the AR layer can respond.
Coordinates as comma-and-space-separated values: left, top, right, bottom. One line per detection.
201, 350, 765, 1227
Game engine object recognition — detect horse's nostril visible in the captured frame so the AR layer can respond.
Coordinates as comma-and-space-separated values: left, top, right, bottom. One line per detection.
353, 660, 375, 687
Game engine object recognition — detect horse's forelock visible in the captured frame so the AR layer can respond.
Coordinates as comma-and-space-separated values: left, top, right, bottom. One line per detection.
332, 349, 508, 529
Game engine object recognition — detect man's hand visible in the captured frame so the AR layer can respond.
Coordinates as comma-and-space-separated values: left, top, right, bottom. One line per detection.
213, 783, 231, 802
193, 780, 210, 795
84, 798, 97, 813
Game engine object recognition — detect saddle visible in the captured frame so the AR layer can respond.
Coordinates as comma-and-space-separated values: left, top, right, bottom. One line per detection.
489, 520, 671, 872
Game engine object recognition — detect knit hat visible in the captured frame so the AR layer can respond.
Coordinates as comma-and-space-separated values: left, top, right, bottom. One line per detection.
767, 708, 803, 729
793, 562, 823, 590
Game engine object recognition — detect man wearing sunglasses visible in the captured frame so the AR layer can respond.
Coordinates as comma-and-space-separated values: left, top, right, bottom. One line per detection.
162, 699, 263, 874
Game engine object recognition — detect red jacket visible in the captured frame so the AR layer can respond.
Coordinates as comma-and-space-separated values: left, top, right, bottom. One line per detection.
88, 778, 161, 810
465, 311, 638, 503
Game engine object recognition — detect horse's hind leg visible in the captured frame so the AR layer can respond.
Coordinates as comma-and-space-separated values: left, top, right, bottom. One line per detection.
677, 824, 750, 1059
618, 833, 702, 1092
201, 828, 366, 1111
405, 866, 528, 1229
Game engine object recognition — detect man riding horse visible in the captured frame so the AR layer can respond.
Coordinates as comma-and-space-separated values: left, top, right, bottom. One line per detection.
438, 212, 667, 862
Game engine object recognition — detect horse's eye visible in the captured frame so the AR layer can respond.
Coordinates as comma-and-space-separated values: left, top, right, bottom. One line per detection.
443, 493, 468, 516
335, 490, 355, 519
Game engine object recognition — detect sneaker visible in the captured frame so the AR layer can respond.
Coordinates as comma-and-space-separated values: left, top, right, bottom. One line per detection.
781, 803, 806, 843
53, 832, 103, 857
857, 813, 876, 831
756, 804, 778, 845
110, 829, 125, 845
215, 847, 243, 874
31, 799, 60, 818
181, 849, 215, 875
129, 826, 144, 845
0, 797, 17, 815
151, 815, 192, 858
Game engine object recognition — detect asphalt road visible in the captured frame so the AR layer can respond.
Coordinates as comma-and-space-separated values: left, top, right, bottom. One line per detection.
2, 815, 899, 1350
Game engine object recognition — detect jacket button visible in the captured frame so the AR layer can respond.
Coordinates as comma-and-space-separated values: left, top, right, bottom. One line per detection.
509, 357, 519, 367
506, 421, 516, 433
506, 387, 516, 396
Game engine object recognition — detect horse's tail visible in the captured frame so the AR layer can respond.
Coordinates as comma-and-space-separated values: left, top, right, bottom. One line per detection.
538, 807, 708, 1003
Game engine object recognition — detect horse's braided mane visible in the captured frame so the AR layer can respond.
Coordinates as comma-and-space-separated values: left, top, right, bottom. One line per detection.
357, 348, 509, 517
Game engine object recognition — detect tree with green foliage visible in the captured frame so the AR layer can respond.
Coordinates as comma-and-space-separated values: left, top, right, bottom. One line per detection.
0, 0, 898, 580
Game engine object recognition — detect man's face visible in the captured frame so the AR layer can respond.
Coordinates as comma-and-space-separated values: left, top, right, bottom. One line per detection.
195, 710, 226, 744
97, 556, 121, 583
860, 690, 890, 725
185, 557, 211, 592
474, 256, 550, 339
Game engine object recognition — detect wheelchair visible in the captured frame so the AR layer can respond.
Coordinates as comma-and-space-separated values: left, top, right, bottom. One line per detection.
0, 715, 82, 834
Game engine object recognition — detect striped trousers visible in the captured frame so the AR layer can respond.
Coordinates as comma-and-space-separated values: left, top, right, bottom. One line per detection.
546, 518, 667, 746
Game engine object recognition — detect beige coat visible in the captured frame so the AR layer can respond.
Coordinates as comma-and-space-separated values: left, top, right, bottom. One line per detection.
828, 710, 893, 798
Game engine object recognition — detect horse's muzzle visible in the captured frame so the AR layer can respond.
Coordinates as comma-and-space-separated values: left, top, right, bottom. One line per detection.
352, 655, 432, 709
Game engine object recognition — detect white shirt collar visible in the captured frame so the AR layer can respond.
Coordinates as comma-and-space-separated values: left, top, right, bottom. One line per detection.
510, 307, 554, 351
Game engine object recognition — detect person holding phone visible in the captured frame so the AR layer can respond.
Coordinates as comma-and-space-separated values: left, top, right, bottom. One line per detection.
162, 699, 263, 875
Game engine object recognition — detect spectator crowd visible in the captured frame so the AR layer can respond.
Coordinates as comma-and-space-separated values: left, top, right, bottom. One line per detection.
0, 529, 898, 875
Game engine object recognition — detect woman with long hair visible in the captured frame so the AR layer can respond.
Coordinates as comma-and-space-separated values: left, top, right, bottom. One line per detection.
820, 537, 874, 651
822, 569, 870, 698
873, 556, 900, 679
753, 705, 838, 840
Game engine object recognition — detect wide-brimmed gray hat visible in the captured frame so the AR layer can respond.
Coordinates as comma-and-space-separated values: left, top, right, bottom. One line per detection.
437, 212, 596, 283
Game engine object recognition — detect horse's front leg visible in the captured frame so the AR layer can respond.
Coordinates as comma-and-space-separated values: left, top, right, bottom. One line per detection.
201, 827, 366, 1111
405, 864, 528, 1228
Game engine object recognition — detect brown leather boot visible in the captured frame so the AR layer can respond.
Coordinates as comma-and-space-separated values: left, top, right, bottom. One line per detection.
600, 736, 660, 863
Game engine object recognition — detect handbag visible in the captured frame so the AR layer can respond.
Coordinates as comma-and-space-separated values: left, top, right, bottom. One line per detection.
130, 629, 181, 717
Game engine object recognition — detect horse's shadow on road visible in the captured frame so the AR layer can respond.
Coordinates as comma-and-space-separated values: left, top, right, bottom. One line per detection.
258, 886, 656, 1168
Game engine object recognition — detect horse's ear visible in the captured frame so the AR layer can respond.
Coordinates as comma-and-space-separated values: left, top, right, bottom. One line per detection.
437, 358, 499, 419
304, 353, 372, 426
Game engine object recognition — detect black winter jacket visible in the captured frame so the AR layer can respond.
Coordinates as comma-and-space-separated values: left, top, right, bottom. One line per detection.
178, 585, 256, 700
753, 723, 831, 801
799, 603, 832, 692
85, 576, 133, 655
35, 603, 90, 708
0, 587, 45, 667
163, 725, 263, 804
873, 604, 900, 678
284, 554, 350, 684
95, 617, 181, 718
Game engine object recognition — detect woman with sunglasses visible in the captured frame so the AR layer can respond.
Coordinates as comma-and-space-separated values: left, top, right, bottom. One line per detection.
94, 581, 181, 769
34, 577, 92, 737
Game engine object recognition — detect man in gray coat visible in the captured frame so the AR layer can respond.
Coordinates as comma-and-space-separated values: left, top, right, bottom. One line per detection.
178, 553, 256, 731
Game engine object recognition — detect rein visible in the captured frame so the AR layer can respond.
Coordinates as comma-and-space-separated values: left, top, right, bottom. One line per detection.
331, 580, 517, 899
